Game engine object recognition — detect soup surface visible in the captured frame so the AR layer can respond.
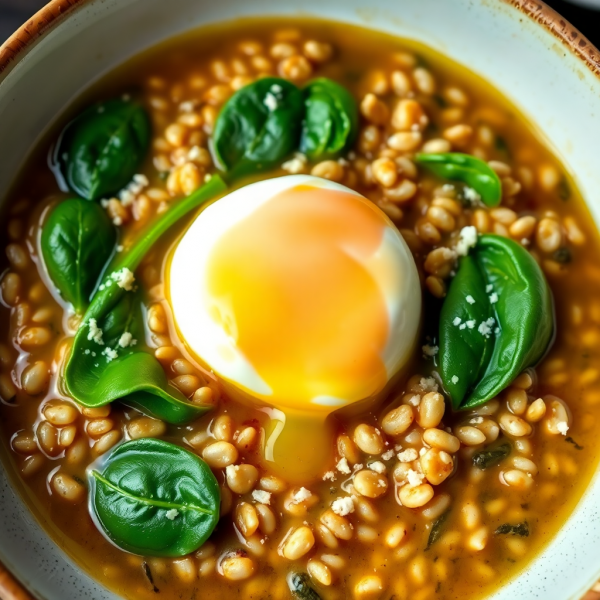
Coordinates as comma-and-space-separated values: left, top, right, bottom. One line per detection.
1, 17, 600, 600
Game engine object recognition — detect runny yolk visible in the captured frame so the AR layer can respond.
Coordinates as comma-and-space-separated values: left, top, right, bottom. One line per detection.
205, 185, 390, 409
199, 184, 394, 482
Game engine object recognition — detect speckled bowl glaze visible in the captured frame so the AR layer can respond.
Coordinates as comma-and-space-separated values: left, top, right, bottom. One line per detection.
1, 1, 600, 599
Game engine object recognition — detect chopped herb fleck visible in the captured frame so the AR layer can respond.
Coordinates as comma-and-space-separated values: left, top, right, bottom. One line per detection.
288, 572, 322, 600
552, 247, 572, 264
472, 443, 511, 470
557, 176, 571, 201
426, 510, 451, 550
495, 522, 529, 537
565, 436, 584, 450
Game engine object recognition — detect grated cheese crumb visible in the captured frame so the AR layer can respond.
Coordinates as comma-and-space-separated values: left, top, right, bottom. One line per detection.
292, 487, 312, 504
264, 91, 278, 111
336, 457, 351, 475
466, 295, 475, 305
422, 344, 439, 357
397, 448, 418, 462
557, 421, 569, 435
455, 225, 479, 256
331, 497, 354, 517
225, 465, 239, 479
382, 449, 395, 461
451, 375, 459, 384
466, 320, 476, 329
102, 347, 118, 362
419, 377, 438, 393
252, 490, 272, 505
110, 268, 135, 291
478, 317, 496, 338
406, 469, 425, 487
489, 292, 499, 304
486, 284, 494, 293
368, 461, 386, 474
470, 417, 484, 424
453, 317, 462, 326
118, 332, 136, 348
282, 152, 307, 174
87, 318, 104, 345
353, 463, 364, 472
407, 394, 421, 406
463, 187, 481, 204
322, 471, 336, 482
165, 509, 179, 520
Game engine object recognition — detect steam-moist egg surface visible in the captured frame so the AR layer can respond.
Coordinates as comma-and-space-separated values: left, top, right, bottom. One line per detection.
168, 175, 421, 412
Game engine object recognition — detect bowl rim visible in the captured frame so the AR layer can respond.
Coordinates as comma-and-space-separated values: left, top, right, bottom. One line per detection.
0, 1, 600, 600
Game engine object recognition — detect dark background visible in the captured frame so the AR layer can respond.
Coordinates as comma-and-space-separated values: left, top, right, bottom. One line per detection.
0, 0, 599, 44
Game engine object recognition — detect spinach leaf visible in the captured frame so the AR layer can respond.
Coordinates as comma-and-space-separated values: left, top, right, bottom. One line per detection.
300, 77, 358, 160
54, 98, 151, 201
426, 509, 450, 550
438, 255, 494, 409
438, 234, 554, 409
90, 439, 220, 557
472, 443, 512, 470
41, 198, 116, 313
415, 153, 502, 207
494, 522, 529, 537
288, 572, 322, 600
64, 175, 227, 424
213, 77, 304, 177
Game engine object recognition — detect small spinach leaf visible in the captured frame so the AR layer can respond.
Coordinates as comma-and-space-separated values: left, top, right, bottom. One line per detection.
288, 572, 322, 600
213, 77, 304, 177
438, 255, 494, 409
64, 175, 227, 424
426, 510, 450, 550
438, 234, 554, 409
472, 443, 512, 470
90, 439, 220, 557
494, 522, 529, 537
415, 153, 502, 207
54, 98, 151, 201
41, 198, 116, 313
300, 77, 358, 160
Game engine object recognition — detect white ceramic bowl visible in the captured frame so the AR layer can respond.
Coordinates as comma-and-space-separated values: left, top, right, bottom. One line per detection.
1, 1, 600, 598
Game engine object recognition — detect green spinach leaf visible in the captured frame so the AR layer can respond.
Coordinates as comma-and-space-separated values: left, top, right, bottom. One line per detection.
64, 175, 227, 424
415, 153, 502, 207
41, 198, 116, 313
426, 510, 451, 550
288, 573, 322, 600
90, 439, 220, 557
472, 443, 512, 470
438, 234, 554, 409
213, 77, 304, 177
300, 77, 358, 160
54, 98, 151, 201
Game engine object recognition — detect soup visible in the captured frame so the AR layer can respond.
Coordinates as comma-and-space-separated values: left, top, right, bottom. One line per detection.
1, 17, 599, 600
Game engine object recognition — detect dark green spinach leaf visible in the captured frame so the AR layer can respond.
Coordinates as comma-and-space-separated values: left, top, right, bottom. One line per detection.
54, 98, 151, 201
472, 443, 512, 470
415, 153, 502, 207
41, 198, 116, 313
64, 175, 227, 424
300, 77, 358, 160
213, 77, 304, 177
288, 572, 322, 600
90, 439, 220, 557
494, 522, 529, 537
439, 234, 554, 409
426, 510, 450, 550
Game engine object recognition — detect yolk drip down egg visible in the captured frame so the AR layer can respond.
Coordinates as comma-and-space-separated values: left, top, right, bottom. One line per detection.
168, 175, 421, 481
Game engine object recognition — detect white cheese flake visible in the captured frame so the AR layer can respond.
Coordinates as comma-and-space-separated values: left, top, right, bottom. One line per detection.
466, 320, 476, 329
291, 487, 312, 504
264, 92, 278, 111
282, 152, 307, 174
486, 284, 494, 293
322, 471, 336, 482
478, 317, 496, 338
87, 318, 104, 345
336, 458, 351, 475
557, 421, 569, 435
110, 268, 135, 291
463, 187, 481, 204
331, 497, 354, 517
406, 469, 425, 487
455, 225, 478, 256
165, 509, 179, 520
422, 344, 439, 357
419, 377, 438, 393
466, 295, 476, 305
451, 375, 459, 384
252, 490, 272, 505
368, 461, 386, 474
453, 317, 462, 326
407, 394, 421, 407
382, 449, 395, 461
489, 292, 499, 304
102, 347, 118, 362
397, 448, 418, 462
118, 332, 135, 348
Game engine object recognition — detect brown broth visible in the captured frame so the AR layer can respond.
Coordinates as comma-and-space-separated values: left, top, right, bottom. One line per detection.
1, 17, 600, 600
